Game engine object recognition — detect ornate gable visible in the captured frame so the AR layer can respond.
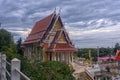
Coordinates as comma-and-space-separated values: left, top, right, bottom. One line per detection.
53, 19, 61, 31
57, 32, 67, 43
44, 14, 63, 43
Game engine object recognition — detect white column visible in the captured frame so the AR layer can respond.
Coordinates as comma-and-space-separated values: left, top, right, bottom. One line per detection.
52, 53, 54, 61
56, 53, 58, 61
59, 53, 61, 62
54, 53, 56, 61
71, 53, 73, 63
11, 58, 20, 80
58, 53, 59, 61
68, 53, 70, 64
1, 54, 6, 80
66, 53, 68, 64
64, 53, 66, 63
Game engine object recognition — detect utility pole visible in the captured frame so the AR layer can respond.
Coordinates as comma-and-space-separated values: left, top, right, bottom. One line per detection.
97, 46, 99, 63
89, 50, 92, 65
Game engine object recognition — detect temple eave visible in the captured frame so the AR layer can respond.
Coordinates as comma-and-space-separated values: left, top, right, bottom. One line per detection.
47, 48, 77, 52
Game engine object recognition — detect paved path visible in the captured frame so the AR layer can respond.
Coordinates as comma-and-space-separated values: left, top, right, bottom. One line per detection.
72, 62, 86, 74
72, 62, 86, 79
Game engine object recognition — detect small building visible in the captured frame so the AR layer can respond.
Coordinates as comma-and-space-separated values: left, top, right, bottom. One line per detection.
22, 11, 76, 64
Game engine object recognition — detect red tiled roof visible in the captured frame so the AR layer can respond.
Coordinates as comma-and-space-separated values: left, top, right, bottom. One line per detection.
31, 14, 54, 34
23, 39, 40, 44
55, 43, 74, 48
23, 13, 54, 44
23, 31, 45, 44
48, 43, 76, 52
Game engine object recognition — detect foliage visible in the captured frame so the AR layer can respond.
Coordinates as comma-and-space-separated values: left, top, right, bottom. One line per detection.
21, 60, 75, 80
0, 29, 17, 59
16, 37, 23, 55
76, 47, 114, 61
0, 29, 75, 80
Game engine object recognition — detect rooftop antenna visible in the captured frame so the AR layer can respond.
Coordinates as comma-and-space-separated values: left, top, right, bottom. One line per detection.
53, 7, 56, 14
58, 7, 62, 14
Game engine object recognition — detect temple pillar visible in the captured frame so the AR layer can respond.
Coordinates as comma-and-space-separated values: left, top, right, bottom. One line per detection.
68, 52, 73, 64
56, 53, 58, 61
47, 53, 50, 61
61, 53, 65, 62
52, 53, 56, 61
71, 53, 73, 63
67, 53, 69, 64
42, 48, 45, 62
69, 53, 71, 64
70, 53, 73, 63
52, 53, 53, 61
66, 53, 69, 64
54, 53, 56, 61
64, 53, 67, 63
57, 53, 60, 61
27, 48, 30, 59
59, 53, 61, 62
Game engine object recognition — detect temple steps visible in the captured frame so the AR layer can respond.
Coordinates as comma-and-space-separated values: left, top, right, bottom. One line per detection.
78, 72, 92, 80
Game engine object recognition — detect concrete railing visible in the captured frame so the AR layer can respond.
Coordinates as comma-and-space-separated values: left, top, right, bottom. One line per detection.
85, 68, 94, 80
0, 53, 30, 80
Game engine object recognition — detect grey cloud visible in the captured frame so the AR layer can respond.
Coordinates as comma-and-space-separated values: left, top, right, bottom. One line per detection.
12, 32, 21, 36
0, 0, 120, 48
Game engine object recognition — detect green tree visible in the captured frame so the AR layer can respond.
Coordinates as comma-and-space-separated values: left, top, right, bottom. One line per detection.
22, 61, 75, 80
76, 47, 114, 61
0, 29, 17, 59
16, 37, 23, 55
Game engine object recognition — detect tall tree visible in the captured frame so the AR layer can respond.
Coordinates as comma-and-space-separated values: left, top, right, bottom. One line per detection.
0, 29, 17, 59
16, 37, 23, 55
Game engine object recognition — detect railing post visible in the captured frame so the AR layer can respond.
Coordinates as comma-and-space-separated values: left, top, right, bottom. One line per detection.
11, 58, 20, 80
1, 54, 6, 80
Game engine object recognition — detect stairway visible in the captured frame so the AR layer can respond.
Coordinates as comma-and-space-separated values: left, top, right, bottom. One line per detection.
78, 72, 93, 80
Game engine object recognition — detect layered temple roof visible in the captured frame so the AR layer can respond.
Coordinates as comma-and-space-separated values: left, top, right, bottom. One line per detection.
23, 13, 54, 44
23, 12, 76, 52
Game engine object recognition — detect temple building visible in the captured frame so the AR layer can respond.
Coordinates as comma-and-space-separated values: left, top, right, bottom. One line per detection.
22, 11, 76, 64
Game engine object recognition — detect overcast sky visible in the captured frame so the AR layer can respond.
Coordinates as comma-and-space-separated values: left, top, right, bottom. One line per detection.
0, 0, 120, 48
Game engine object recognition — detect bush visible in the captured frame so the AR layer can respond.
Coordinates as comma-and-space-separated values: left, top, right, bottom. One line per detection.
21, 60, 75, 80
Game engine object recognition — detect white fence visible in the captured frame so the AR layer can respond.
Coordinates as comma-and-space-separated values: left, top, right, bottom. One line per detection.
85, 69, 94, 80
0, 53, 30, 80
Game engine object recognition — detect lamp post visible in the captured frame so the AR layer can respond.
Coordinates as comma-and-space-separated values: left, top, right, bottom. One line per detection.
97, 46, 99, 63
